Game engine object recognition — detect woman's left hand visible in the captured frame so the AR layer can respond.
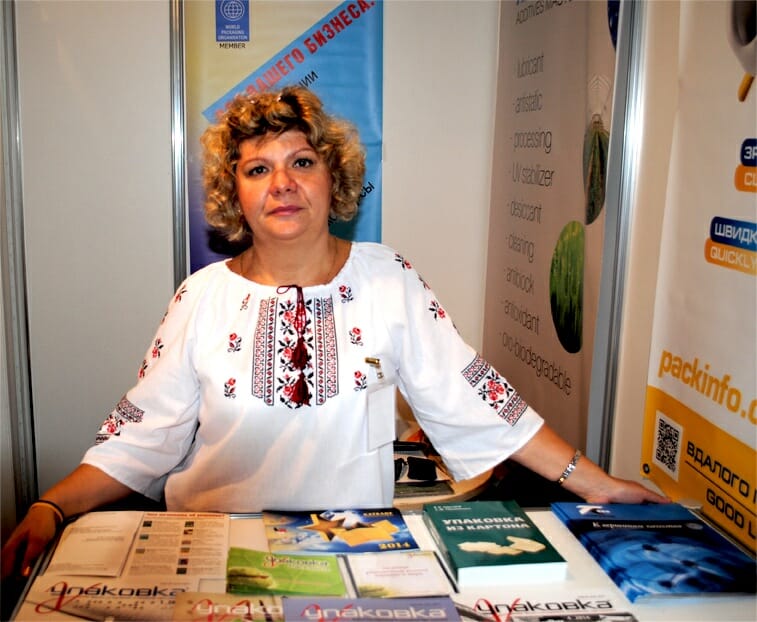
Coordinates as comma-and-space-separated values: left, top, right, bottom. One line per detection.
582, 475, 669, 505
513, 424, 669, 505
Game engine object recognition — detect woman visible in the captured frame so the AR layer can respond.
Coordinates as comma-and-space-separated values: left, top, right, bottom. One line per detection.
1, 85, 665, 579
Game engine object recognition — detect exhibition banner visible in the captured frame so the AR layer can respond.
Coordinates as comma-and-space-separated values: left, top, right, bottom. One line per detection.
183, 0, 383, 273
641, 1, 756, 552
482, 1, 618, 449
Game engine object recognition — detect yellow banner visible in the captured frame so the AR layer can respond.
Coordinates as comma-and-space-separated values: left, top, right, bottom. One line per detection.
642, 386, 756, 553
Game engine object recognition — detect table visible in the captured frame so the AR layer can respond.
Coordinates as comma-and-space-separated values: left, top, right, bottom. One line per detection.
226, 511, 755, 622
12, 510, 756, 621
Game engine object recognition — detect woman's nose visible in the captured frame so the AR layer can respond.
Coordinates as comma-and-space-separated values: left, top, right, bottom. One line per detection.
271, 167, 296, 194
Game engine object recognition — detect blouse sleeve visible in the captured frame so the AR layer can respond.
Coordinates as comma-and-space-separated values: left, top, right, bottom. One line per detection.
80, 275, 203, 500
380, 251, 544, 481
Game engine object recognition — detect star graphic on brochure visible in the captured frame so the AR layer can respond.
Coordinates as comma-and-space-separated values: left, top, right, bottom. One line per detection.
303, 514, 346, 541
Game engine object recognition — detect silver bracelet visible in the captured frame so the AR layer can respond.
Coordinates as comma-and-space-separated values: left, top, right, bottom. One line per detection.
557, 449, 582, 485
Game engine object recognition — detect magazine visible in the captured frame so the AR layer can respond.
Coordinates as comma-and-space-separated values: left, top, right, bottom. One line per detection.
451, 588, 639, 621
281, 596, 461, 621
16, 573, 197, 621
172, 592, 283, 621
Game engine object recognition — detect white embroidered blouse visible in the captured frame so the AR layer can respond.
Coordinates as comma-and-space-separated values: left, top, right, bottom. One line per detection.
82, 242, 544, 511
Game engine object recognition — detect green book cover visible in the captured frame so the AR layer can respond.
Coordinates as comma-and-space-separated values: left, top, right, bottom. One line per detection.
226, 547, 346, 597
423, 500, 567, 589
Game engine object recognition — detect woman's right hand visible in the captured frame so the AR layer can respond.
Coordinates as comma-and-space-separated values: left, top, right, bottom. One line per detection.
1, 464, 137, 581
1, 504, 60, 579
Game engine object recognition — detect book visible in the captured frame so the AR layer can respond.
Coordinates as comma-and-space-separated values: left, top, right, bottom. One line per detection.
551, 502, 757, 602
281, 596, 461, 621
172, 592, 283, 621
226, 547, 347, 597
423, 500, 567, 589
262, 508, 419, 555
344, 550, 453, 597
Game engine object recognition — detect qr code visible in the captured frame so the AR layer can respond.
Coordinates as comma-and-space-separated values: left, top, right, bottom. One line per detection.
652, 412, 683, 480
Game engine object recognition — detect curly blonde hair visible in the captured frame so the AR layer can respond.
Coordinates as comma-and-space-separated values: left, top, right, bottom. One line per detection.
200, 85, 366, 242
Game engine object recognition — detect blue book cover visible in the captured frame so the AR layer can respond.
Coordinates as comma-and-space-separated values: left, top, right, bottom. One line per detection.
552, 502, 757, 602
263, 508, 419, 555
282, 596, 461, 621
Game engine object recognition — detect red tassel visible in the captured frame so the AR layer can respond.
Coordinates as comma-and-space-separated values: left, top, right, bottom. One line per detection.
291, 335, 308, 370
277, 284, 311, 406
291, 373, 311, 406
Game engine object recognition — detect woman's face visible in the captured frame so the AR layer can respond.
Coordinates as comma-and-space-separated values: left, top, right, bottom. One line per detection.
235, 130, 332, 245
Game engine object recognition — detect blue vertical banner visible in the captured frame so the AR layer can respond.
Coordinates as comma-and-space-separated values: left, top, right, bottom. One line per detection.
185, 1, 383, 273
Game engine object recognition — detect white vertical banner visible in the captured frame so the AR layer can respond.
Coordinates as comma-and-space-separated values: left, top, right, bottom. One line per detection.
483, 1, 618, 449
641, 1, 756, 552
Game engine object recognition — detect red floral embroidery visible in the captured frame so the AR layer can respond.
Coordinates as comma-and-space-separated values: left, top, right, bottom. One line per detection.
485, 377, 505, 401
240, 293, 250, 311
462, 355, 526, 425
151, 338, 164, 359
228, 333, 242, 352
394, 253, 412, 270
338, 284, 353, 302
280, 374, 295, 400
349, 327, 363, 346
95, 396, 144, 444
253, 293, 337, 407
354, 370, 367, 391
476, 369, 514, 410
174, 286, 187, 302
138, 359, 148, 379
224, 377, 237, 398
429, 300, 446, 320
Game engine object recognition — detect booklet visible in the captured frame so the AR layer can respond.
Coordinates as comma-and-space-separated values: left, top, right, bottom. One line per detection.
263, 508, 419, 555
125, 512, 230, 578
226, 547, 347, 597
344, 550, 453, 598
44, 511, 143, 577
42, 511, 230, 579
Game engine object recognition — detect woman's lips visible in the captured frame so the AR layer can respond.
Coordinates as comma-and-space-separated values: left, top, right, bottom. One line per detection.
269, 205, 302, 216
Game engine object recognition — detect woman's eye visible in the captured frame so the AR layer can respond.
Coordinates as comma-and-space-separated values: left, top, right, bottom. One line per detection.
293, 157, 314, 168
245, 165, 266, 177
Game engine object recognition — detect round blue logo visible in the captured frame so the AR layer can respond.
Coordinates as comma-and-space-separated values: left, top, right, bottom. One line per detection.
220, 0, 245, 21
